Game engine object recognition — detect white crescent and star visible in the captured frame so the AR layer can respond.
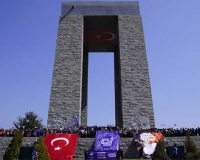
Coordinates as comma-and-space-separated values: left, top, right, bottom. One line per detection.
54, 146, 61, 151
96, 32, 116, 41
51, 137, 69, 151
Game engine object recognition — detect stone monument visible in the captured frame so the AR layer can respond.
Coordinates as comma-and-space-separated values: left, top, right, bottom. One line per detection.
47, 1, 155, 129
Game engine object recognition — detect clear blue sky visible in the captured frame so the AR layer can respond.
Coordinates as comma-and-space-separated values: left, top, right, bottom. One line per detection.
1, 0, 200, 129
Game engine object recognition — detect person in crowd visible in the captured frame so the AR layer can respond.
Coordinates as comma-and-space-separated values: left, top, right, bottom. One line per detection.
32, 149, 37, 160
135, 139, 144, 159
118, 148, 123, 159
173, 143, 178, 160
1, 126, 200, 138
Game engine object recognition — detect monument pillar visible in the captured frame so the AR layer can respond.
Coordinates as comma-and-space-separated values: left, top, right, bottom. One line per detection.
47, 1, 155, 129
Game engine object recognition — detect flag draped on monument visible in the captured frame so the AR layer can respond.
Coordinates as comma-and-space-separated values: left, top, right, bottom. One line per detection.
94, 131, 120, 151
44, 133, 78, 160
84, 29, 118, 45
140, 132, 163, 155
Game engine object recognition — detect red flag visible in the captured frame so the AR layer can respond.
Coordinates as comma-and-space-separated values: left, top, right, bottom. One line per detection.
44, 133, 79, 160
84, 28, 118, 45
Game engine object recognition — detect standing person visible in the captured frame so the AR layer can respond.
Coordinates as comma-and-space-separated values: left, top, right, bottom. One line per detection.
173, 143, 178, 160
32, 149, 37, 160
135, 139, 144, 159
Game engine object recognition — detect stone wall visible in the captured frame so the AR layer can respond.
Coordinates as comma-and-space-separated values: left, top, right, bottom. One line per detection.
1, 137, 200, 159
165, 136, 200, 148
118, 15, 155, 129
0, 137, 12, 159
74, 138, 138, 159
47, 15, 84, 128
74, 137, 200, 159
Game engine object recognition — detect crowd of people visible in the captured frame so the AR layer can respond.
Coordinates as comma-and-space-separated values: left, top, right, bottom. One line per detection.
0, 125, 200, 138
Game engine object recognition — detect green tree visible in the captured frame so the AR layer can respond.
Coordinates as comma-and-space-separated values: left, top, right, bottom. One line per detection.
185, 131, 199, 160
186, 151, 200, 160
13, 111, 43, 129
185, 131, 198, 154
34, 136, 50, 160
3, 130, 23, 160
152, 137, 168, 160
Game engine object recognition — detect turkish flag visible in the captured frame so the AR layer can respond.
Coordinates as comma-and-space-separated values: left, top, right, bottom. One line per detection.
84, 28, 118, 45
44, 133, 79, 160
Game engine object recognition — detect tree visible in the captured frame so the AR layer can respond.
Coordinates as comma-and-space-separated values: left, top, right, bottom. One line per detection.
185, 131, 199, 160
186, 152, 200, 160
13, 111, 43, 129
3, 130, 23, 160
152, 137, 168, 160
34, 136, 50, 160
185, 131, 198, 154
